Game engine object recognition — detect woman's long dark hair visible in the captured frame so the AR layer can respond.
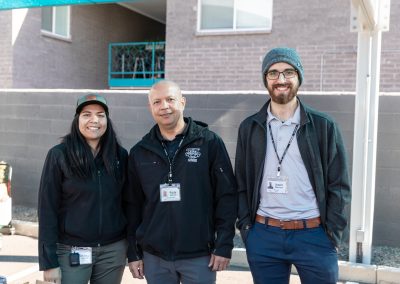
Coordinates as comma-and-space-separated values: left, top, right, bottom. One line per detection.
62, 112, 121, 180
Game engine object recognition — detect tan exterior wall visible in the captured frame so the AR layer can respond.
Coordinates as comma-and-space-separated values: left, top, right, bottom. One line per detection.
0, 10, 12, 88
10, 4, 165, 89
165, 0, 400, 92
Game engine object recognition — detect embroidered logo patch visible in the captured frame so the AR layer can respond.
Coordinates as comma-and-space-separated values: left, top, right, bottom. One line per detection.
185, 148, 201, 162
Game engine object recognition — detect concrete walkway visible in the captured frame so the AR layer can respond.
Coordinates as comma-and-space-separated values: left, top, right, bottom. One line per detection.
2, 225, 400, 284
0, 234, 308, 284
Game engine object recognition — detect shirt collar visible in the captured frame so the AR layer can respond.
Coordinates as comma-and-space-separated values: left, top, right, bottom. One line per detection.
267, 100, 300, 125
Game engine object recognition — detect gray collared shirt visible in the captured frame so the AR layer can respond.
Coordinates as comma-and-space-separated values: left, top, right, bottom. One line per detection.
257, 101, 320, 220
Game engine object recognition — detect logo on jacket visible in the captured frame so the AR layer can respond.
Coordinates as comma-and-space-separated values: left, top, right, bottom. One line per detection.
185, 148, 201, 162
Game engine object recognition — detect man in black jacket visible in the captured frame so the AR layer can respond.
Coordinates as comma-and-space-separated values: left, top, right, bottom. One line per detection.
235, 47, 351, 284
125, 80, 237, 284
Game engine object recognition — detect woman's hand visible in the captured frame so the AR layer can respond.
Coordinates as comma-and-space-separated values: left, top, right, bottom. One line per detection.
43, 267, 61, 283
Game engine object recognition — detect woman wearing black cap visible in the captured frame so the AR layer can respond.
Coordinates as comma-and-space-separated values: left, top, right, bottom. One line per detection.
38, 94, 128, 284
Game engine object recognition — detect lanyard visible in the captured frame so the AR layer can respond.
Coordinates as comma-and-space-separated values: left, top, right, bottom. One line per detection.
268, 122, 299, 177
161, 136, 185, 185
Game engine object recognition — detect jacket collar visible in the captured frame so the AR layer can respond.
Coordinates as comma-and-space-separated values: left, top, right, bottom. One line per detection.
143, 117, 208, 146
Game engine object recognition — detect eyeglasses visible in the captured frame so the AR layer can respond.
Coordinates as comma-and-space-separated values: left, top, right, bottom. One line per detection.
266, 69, 297, 80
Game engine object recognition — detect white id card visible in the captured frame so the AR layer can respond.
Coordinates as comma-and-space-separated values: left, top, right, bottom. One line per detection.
160, 183, 181, 202
266, 176, 289, 194
72, 247, 92, 264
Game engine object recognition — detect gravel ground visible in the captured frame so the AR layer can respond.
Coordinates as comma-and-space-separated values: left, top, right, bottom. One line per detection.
233, 229, 400, 268
12, 205, 38, 222
10, 206, 400, 268
337, 244, 400, 268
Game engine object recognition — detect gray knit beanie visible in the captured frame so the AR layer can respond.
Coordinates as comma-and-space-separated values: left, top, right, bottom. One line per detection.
261, 47, 304, 87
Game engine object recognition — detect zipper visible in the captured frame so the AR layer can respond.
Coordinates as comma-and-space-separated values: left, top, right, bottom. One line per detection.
253, 121, 267, 218
218, 167, 231, 183
98, 170, 102, 239
168, 202, 173, 259
163, 137, 194, 259
166, 141, 184, 259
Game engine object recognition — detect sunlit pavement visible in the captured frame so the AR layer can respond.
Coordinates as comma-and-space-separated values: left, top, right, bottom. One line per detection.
1, 234, 344, 284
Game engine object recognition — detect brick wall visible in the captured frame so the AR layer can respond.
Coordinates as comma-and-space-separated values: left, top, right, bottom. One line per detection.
11, 4, 165, 89
3, 1, 399, 91
1, 90, 400, 246
165, 0, 400, 92
0, 10, 12, 88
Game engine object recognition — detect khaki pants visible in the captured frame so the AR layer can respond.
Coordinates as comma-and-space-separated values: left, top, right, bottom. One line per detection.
56, 239, 127, 284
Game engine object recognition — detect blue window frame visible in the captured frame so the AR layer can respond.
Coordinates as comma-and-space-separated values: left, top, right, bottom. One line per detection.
108, 42, 165, 88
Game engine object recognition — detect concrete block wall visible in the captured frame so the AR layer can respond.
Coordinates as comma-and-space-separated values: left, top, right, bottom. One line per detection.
1, 90, 400, 247
0, 10, 12, 88
165, 0, 400, 92
10, 4, 165, 89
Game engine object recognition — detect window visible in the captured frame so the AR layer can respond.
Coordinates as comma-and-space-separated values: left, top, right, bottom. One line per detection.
198, 0, 272, 32
41, 6, 70, 38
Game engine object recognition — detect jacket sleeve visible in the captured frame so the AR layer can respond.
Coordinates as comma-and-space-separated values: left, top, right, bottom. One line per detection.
124, 148, 144, 262
210, 135, 237, 259
325, 123, 352, 247
235, 123, 252, 239
38, 148, 63, 271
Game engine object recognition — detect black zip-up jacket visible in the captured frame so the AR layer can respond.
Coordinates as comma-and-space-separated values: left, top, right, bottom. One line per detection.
125, 117, 237, 262
235, 99, 351, 247
38, 143, 128, 270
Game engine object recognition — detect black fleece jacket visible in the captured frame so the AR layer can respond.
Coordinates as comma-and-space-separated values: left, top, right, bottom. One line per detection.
125, 117, 237, 262
38, 143, 128, 270
235, 99, 351, 247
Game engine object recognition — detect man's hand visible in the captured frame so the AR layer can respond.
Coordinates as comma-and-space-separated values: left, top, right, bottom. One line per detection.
128, 260, 144, 279
43, 267, 61, 283
208, 254, 230, 271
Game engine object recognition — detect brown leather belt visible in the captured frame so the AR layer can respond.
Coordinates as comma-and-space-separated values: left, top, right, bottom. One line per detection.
255, 214, 321, 230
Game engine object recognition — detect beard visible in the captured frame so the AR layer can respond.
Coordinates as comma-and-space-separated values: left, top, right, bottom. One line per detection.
267, 81, 299, 105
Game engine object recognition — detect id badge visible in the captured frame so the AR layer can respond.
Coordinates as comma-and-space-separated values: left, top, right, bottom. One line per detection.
72, 247, 92, 265
160, 183, 181, 202
266, 176, 289, 194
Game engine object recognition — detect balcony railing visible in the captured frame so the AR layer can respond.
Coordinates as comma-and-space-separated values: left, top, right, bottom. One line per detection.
108, 41, 165, 88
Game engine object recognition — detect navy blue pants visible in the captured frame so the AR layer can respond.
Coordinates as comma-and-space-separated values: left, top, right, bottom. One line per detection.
245, 222, 338, 284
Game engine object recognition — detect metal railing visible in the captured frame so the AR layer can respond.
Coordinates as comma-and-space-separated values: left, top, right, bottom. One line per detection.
108, 41, 165, 88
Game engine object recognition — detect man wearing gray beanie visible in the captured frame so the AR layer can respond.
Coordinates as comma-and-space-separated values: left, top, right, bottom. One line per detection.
235, 47, 351, 284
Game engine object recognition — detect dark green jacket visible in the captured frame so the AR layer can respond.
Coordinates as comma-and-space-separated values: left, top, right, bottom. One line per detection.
235, 99, 351, 247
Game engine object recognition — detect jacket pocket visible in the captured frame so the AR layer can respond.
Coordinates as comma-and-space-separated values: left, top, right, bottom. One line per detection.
240, 225, 252, 244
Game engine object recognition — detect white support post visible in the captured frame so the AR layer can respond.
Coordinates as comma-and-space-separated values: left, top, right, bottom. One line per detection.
362, 29, 381, 264
349, 0, 389, 264
349, 19, 372, 263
